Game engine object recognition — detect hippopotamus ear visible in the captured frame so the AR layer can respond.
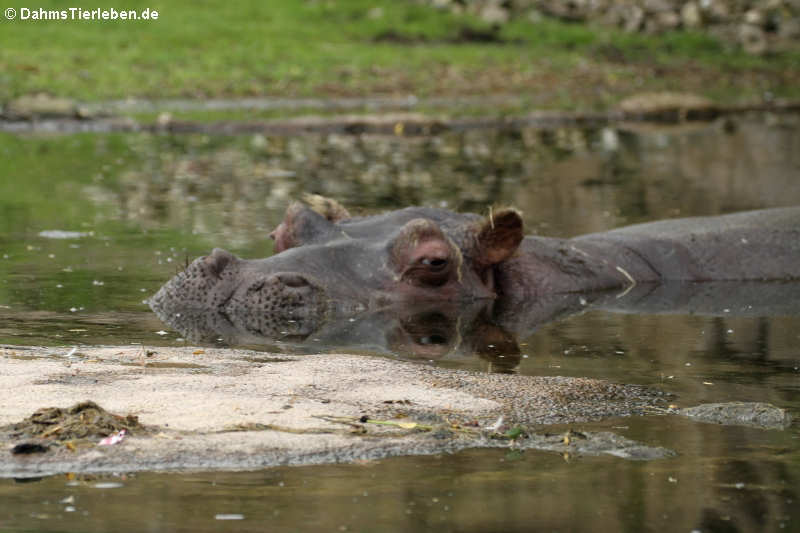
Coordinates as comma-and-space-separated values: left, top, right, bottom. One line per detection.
203, 248, 238, 279
270, 201, 340, 253
301, 194, 350, 222
475, 208, 523, 266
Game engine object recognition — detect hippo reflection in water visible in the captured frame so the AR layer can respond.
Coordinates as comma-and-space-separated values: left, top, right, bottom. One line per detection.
149, 196, 800, 361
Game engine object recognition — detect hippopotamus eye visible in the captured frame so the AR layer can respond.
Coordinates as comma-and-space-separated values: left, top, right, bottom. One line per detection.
389, 218, 458, 288
421, 257, 448, 270
418, 334, 448, 345
403, 256, 452, 286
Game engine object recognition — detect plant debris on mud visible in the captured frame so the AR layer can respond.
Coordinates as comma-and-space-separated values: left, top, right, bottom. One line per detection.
2, 401, 148, 452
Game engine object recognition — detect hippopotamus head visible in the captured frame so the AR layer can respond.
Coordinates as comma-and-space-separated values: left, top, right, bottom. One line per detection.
149, 196, 524, 340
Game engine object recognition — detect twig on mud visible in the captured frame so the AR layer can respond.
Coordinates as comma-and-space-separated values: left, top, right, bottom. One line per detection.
215, 422, 337, 435
39, 425, 63, 439
641, 405, 677, 415
314, 415, 528, 442
314, 415, 433, 432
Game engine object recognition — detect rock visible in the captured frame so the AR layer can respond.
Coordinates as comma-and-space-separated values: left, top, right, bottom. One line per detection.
739, 23, 768, 54
156, 112, 173, 127
679, 402, 792, 430
643, 0, 674, 13
623, 5, 646, 32
411, 0, 800, 51
526, 430, 675, 460
779, 17, 800, 39
480, 3, 511, 24
618, 91, 718, 121
648, 9, 682, 32
540, 0, 593, 22
527, 8, 544, 22
700, 0, 731, 23
3, 93, 80, 120
75, 105, 94, 119
681, 1, 704, 28
744, 8, 765, 27
10, 443, 49, 455
760, 0, 784, 10
605, 4, 647, 31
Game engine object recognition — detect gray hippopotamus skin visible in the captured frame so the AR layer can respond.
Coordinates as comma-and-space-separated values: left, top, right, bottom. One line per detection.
149, 197, 800, 348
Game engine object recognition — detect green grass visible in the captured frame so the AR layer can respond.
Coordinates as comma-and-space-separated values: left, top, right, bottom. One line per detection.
1, 0, 798, 109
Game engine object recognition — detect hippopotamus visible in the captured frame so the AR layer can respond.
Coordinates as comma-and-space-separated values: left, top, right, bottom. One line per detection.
149, 196, 800, 354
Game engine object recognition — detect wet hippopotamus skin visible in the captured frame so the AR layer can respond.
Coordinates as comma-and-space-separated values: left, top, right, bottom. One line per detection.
149, 197, 800, 348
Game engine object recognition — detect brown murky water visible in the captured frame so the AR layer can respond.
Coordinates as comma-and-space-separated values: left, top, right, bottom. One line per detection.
0, 112, 799, 532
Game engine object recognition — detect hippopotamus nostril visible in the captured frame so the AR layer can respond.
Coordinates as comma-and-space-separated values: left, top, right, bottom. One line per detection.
276, 273, 311, 288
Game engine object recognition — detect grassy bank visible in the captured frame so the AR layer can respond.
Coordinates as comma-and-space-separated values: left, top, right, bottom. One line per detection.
1, 0, 799, 111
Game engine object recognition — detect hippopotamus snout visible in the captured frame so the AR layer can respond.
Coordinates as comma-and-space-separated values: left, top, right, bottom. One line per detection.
222, 270, 329, 338
236, 272, 322, 308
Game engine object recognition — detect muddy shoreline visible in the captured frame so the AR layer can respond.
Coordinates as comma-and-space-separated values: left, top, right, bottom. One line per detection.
3, 97, 799, 136
0, 341, 792, 478
1, 344, 678, 478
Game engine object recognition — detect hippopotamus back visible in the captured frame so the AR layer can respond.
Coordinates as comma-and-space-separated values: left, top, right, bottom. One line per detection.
574, 207, 800, 282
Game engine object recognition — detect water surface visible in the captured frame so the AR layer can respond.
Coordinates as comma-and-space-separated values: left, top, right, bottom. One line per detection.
1, 112, 799, 532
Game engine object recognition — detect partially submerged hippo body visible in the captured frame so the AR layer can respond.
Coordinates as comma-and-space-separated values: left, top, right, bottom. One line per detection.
149, 198, 800, 355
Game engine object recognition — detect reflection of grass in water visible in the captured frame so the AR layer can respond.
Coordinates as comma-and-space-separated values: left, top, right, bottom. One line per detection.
0, 133, 214, 315
0, 133, 111, 232
1, 0, 798, 106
